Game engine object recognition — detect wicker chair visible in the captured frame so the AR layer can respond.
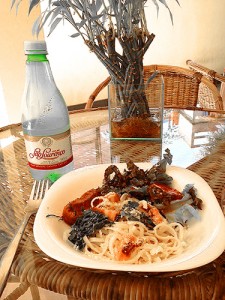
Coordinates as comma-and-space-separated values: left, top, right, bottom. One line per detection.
186, 60, 225, 109
85, 64, 225, 113
186, 59, 225, 85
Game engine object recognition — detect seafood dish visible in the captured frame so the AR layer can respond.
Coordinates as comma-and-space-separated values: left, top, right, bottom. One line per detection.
61, 149, 203, 264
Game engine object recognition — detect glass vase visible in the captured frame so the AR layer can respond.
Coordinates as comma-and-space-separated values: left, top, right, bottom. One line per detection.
108, 76, 164, 141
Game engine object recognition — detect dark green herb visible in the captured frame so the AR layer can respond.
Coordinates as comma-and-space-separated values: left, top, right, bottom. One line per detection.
68, 209, 113, 250
122, 186, 149, 200
120, 201, 155, 230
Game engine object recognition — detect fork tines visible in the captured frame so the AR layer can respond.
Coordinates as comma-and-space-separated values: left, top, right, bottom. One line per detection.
31, 180, 50, 200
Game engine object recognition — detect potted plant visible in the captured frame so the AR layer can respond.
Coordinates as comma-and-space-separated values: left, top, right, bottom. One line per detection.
12, 0, 179, 140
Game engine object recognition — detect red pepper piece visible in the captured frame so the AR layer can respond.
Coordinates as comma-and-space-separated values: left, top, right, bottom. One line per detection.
148, 183, 183, 203
62, 188, 101, 225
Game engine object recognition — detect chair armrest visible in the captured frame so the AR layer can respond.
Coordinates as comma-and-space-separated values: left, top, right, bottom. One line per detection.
186, 60, 225, 84
85, 77, 111, 109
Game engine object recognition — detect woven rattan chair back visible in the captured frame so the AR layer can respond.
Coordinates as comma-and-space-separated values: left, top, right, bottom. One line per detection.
186, 60, 225, 111
85, 64, 225, 113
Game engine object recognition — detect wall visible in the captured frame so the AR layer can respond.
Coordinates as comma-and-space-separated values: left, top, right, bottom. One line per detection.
145, 0, 225, 68
0, 0, 225, 124
0, 1, 44, 126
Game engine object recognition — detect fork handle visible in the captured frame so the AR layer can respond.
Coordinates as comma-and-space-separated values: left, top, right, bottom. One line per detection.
0, 213, 31, 297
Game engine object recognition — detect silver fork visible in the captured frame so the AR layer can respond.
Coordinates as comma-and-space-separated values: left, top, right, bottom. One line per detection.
0, 180, 49, 296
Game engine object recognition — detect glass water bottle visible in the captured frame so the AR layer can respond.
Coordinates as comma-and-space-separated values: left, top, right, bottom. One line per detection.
22, 40, 74, 181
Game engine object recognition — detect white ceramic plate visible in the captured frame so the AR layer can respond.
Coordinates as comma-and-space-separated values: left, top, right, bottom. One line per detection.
34, 164, 225, 272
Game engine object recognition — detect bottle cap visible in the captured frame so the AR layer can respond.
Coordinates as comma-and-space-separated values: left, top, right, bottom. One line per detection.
24, 40, 48, 54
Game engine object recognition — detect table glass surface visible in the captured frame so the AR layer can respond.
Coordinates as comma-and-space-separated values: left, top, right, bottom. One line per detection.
0, 108, 225, 300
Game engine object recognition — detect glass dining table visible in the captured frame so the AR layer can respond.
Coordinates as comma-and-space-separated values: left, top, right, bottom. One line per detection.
0, 108, 225, 300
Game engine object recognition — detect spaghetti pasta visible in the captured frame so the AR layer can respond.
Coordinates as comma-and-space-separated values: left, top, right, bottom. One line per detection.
67, 193, 187, 264
83, 221, 186, 263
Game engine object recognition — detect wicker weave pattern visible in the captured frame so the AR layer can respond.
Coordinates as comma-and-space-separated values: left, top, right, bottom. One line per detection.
85, 64, 224, 113
186, 60, 225, 111
144, 66, 201, 109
